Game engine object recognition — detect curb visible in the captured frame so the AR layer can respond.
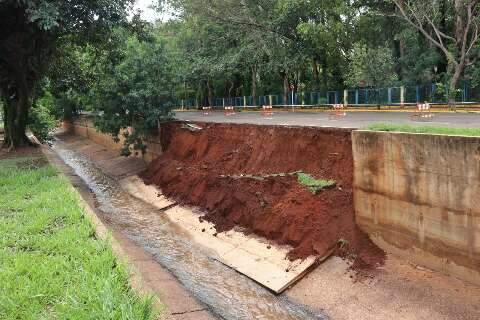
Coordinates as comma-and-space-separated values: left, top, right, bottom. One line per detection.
174, 108, 480, 114
41, 145, 216, 320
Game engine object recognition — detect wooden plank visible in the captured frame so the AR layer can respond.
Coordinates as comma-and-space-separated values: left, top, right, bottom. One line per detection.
120, 175, 318, 293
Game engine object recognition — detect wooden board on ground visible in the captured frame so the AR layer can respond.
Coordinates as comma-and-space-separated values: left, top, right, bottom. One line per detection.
120, 175, 318, 294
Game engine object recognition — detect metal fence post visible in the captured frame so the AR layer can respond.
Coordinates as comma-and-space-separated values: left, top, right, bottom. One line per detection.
387, 88, 392, 104
243, 96, 246, 108
344, 90, 348, 106
355, 89, 359, 105
416, 85, 420, 103
400, 86, 405, 107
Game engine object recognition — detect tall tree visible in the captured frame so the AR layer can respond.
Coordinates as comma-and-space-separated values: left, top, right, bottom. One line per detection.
93, 29, 175, 156
0, 0, 132, 149
392, 0, 480, 105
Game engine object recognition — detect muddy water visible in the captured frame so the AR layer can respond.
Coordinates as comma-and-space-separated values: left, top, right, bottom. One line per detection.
52, 142, 327, 320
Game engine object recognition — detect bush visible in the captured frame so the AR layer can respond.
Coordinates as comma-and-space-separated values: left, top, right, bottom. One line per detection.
297, 172, 336, 194
29, 92, 57, 141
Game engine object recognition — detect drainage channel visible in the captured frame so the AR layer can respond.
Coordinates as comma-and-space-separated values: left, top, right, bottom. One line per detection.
52, 142, 328, 320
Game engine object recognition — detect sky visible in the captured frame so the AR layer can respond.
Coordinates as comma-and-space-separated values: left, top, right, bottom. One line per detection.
133, 0, 174, 23
133, 0, 158, 22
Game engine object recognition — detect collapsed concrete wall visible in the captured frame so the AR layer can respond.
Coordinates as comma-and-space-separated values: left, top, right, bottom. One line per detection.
353, 130, 480, 284
65, 116, 162, 163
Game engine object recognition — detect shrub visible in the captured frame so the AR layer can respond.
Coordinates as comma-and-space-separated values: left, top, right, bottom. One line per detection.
29, 92, 57, 141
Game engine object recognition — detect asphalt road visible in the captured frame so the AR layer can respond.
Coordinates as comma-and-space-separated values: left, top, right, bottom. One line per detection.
176, 110, 480, 129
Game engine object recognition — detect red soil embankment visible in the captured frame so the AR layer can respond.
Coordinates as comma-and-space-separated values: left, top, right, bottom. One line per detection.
142, 122, 384, 268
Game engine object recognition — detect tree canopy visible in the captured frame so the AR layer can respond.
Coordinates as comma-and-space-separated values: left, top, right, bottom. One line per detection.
0, 0, 133, 148
4, 0, 480, 152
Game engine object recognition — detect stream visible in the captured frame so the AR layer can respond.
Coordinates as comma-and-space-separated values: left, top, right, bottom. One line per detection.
52, 141, 328, 320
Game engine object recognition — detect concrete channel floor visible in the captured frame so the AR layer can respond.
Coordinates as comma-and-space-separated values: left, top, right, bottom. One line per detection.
53, 134, 480, 320
176, 110, 480, 129
43, 137, 216, 320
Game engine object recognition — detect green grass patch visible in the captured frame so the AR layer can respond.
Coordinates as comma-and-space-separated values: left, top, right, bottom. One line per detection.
297, 172, 336, 194
367, 123, 480, 136
0, 156, 158, 320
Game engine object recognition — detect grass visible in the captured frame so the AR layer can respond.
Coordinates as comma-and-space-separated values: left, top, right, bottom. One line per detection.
367, 123, 480, 136
296, 172, 336, 194
0, 156, 158, 320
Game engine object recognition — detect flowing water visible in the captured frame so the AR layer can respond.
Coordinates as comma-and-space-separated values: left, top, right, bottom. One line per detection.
52, 142, 328, 320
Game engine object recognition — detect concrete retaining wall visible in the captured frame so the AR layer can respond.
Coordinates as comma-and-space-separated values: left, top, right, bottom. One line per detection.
65, 117, 162, 163
353, 130, 480, 284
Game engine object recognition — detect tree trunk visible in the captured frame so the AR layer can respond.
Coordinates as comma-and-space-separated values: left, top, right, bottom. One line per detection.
321, 56, 329, 91
312, 58, 319, 87
206, 79, 213, 107
280, 71, 289, 105
2, 86, 31, 149
251, 65, 257, 106
448, 65, 462, 109
228, 80, 234, 98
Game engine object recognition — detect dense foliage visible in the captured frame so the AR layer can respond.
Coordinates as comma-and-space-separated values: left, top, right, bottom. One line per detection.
0, 0, 133, 148
4, 0, 480, 152
93, 30, 175, 156
147, 0, 480, 107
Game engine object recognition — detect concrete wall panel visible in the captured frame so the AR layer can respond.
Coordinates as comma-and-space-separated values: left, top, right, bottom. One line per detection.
353, 130, 480, 285
66, 118, 163, 164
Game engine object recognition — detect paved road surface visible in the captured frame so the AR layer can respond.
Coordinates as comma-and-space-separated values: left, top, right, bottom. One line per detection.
176, 111, 480, 129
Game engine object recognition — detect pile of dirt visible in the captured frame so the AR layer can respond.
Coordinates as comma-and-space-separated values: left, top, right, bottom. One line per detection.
142, 122, 384, 269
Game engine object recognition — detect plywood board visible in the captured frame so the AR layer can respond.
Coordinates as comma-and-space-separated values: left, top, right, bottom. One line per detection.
164, 206, 318, 294
121, 175, 319, 294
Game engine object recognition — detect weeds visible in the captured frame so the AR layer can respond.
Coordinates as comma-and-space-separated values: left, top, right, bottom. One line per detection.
338, 238, 350, 250
297, 172, 336, 194
220, 171, 336, 194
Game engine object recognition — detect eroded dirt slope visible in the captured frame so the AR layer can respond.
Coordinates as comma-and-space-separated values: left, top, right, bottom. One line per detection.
142, 122, 384, 268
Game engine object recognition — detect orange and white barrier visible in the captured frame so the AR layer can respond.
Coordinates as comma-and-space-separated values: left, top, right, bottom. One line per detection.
202, 106, 212, 115
412, 102, 434, 120
224, 106, 235, 116
330, 104, 346, 118
262, 105, 273, 116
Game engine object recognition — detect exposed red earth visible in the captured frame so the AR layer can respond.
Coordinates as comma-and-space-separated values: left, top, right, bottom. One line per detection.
142, 122, 384, 270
